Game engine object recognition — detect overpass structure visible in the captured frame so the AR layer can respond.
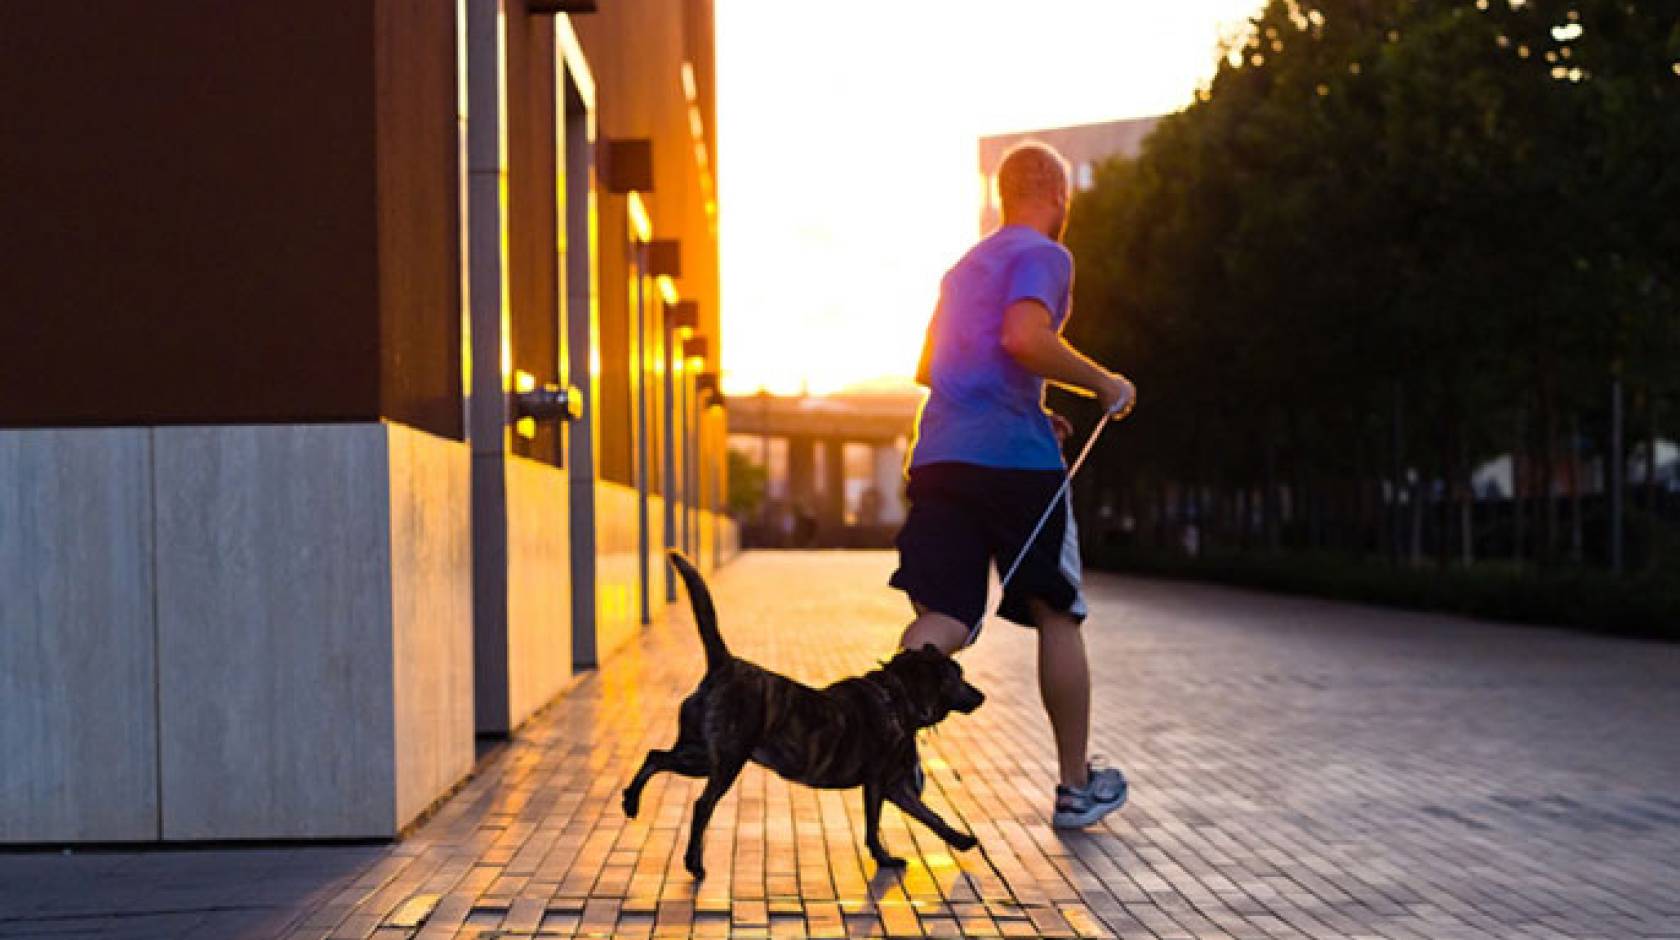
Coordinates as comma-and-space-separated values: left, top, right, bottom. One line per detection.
729, 391, 922, 545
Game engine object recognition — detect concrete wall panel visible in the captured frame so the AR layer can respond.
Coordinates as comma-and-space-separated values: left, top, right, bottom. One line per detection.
153, 424, 396, 839
387, 423, 475, 829
504, 456, 573, 729
590, 486, 738, 666
595, 481, 644, 661
645, 493, 669, 622
0, 429, 159, 842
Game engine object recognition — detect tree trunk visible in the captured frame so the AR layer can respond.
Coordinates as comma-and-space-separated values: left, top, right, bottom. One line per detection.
1611, 375, 1624, 574
1512, 405, 1525, 564
1177, 479, 1191, 554
1460, 468, 1474, 564
1542, 379, 1559, 565
1237, 484, 1249, 549
1217, 485, 1229, 552
1408, 473, 1424, 566
1438, 410, 1454, 568
1459, 415, 1474, 565
1310, 482, 1322, 552
1647, 392, 1659, 513
1391, 382, 1405, 563
1191, 481, 1200, 555
1156, 478, 1170, 550
1354, 422, 1372, 558
1570, 412, 1584, 564
1264, 422, 1281, 553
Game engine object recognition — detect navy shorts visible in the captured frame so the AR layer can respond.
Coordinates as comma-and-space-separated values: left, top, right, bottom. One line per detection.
888, 461, 1087, 644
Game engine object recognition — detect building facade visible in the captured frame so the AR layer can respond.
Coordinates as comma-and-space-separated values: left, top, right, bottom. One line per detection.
0, 0, 732, 842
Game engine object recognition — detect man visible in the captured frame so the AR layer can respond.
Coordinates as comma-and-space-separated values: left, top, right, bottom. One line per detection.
891, 141, 1137, 828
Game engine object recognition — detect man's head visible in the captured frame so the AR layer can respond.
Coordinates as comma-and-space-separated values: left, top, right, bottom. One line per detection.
997, 141, 1071, 240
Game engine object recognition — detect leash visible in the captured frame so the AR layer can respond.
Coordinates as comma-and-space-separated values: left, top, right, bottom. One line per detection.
998, 402, 1123, 592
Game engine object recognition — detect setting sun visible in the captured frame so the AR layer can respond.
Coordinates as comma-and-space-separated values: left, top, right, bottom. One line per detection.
715, 0, 1265, 395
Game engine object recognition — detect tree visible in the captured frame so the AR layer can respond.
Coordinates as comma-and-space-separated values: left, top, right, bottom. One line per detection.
726, 448, 768, 519
1065, 0, 1680, 574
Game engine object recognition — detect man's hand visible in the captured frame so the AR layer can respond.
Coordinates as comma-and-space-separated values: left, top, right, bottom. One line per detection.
1047, 411, 1073, 444
1001, 301, 1137, 420
1098, 373, 1137, 420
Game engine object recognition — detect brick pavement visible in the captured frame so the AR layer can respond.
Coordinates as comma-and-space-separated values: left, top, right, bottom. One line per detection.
4, 551, 1678, 939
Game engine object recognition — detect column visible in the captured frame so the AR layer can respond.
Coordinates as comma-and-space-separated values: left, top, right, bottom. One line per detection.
872, 442, 906, 525
821, 437, 846, 531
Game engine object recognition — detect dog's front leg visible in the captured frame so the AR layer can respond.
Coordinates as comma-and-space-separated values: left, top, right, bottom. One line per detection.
684, 750, 748, 880
862, 780, 906, 869
884, 781, 979, 852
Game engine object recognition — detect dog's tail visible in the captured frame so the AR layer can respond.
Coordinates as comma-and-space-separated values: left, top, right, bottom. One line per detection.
668, 550, 729, 673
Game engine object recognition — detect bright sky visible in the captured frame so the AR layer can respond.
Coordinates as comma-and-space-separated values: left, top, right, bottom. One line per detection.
715, 0, 1265, 396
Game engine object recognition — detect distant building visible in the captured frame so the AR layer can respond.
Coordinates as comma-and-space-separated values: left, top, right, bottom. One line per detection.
979, 116, 1162, 233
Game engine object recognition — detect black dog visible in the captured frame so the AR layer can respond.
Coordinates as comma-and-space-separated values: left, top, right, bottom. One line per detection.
623, 551, 986, 878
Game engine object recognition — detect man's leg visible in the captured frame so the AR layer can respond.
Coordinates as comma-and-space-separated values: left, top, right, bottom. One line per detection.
899, 602, 969, 655
889, 465, 986, 656
1029, 598, 1089, 789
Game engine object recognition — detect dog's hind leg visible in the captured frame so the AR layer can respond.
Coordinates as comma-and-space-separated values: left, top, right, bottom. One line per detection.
683, 749, 748, 880
622, 747, 708, 818
626, 693, 712, 818
863, 781, 906, 869
885, 781, 979, 852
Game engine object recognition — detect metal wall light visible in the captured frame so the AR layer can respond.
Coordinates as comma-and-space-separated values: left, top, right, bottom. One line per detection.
667, 300, 699, 336
603, 139, 653, 194
646, 240, 681, 278
682, 335, 709, 364
695, 370, 723, 406
511, 369, 584, 440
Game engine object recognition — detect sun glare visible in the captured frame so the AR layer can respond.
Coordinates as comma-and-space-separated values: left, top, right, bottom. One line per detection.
715, 0, 1264, 396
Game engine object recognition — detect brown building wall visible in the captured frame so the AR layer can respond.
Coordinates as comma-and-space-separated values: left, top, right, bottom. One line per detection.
575, 0, 720, 488
0, 1, 463, 439
506, 11, 564, 465
376, 0, 468, 440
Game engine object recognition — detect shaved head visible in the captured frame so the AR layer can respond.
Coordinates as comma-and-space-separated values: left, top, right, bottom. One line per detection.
996, 142, 1070, 237
997, 142, 1070, 218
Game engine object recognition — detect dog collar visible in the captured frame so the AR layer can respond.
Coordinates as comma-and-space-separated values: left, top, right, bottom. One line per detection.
864, 671, 921, 732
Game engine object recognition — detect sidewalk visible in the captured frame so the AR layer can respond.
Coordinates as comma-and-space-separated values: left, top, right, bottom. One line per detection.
5, 551, 1678, 939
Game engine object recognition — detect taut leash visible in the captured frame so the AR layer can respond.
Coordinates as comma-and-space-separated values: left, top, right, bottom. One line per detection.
998, 403, 1122, 591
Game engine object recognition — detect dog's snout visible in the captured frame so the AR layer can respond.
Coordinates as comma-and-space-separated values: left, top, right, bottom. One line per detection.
953, 682, 985, 714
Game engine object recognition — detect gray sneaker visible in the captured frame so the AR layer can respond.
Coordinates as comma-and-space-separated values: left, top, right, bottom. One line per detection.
1051, 761, 1128, 829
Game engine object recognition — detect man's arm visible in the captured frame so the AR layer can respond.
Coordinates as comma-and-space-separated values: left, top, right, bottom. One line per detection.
1000, 299, 1135, 418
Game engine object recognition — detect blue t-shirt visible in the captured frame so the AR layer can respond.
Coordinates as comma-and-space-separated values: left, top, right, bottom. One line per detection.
908, 225, 1073, 471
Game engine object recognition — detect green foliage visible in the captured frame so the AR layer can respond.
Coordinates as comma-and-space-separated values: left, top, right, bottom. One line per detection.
726, 447, 768, 518
1066, 0, 1680, 576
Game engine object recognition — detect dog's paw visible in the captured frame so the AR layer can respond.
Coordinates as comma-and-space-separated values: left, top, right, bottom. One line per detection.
621, 789, 639, 819
947, 831, 979, 852
872, 852, 907, 869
